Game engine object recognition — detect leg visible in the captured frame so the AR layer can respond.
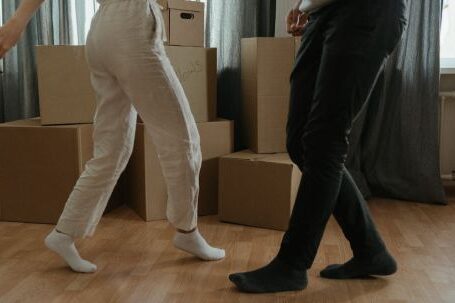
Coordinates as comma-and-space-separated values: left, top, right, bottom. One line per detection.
334, 167, 386, 257
229, 12, 325, 293
279, 39, 390, 270
290, 60, 394, 277
106, 1, 224, 261
278, 0, 407, 270
290, 33, 391, 271
230, 0, 406, 293
46, 70, 137, 273
319, 166, 397, 279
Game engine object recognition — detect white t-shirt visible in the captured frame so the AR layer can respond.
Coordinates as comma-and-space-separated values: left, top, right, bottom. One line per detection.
299, 0, 337, 12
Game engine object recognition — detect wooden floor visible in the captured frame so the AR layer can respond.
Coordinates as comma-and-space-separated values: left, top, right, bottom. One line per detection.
1, 192, 455, 303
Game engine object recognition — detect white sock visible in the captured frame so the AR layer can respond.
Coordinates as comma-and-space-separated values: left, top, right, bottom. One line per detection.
173, 229, 225, 261
44, 229, 97, 273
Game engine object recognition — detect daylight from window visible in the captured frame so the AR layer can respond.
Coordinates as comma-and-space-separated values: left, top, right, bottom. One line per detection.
441, 0, 455, 69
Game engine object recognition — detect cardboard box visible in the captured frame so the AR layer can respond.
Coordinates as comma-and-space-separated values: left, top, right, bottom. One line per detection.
241, 38, 295, 153
36, 45, 216, 125
440, 94, 455, 176
165, 46, 217, 122
0, 119, 122, 224
219, 150, 302, 231
122, 120, 234, 221
36, 46, 96, 125
158, 0, 205, 47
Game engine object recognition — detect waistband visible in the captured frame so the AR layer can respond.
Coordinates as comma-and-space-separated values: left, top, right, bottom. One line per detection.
95, 0, 167, 42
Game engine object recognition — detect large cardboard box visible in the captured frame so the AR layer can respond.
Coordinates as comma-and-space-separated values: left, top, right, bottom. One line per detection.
122, 120, 234, 221
36, 46, 96, 125
219, 150, 302, 231
0, 119, 122, 224
241, 38, 295, 154
36, 45, 217, 124
158, 0, 205, 47
165, 46, 217, 122
440, 94, 455, 177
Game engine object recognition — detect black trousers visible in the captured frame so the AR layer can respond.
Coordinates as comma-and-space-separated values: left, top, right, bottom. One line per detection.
278, 0, 407, 270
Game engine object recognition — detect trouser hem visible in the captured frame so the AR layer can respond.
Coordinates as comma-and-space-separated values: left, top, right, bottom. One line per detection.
55, 220, 98, 239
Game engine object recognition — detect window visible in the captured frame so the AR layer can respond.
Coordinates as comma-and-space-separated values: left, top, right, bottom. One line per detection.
68, 0, 100, 44
441, 0, 455, 73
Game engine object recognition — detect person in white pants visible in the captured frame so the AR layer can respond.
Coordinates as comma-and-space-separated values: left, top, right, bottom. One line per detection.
0, 0, 225, 273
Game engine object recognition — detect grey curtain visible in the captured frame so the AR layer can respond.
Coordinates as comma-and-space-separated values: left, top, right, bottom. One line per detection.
205, 0, 276, 148
346, 0, 447, 204
0, 0, 98, 123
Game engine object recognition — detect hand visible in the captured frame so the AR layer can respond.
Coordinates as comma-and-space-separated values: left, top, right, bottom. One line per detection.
286, 8, 308, 37
0, 17, 27, 58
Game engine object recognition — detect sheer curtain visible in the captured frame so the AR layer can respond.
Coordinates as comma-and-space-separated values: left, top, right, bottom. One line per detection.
346, 0, 446, 204
0, 0, 99, 123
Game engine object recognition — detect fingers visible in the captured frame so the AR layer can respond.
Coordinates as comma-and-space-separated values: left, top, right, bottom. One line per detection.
286, 10, 297, 33
287, 12, 308, 36
287, 8, 305, 33
296, 13, 308, 27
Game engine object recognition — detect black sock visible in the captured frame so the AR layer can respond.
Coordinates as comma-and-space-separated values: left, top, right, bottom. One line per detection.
229, 257, 308, 293
320, 250, 397, 279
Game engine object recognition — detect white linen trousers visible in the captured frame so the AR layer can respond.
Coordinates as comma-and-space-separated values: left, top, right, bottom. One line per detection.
55, 0, 201, 238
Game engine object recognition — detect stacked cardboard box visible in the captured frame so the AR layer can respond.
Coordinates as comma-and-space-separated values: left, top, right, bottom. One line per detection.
241, 37, 301, 153
219, 37, 303, 231
219, 151, 301, 231
0, 0, 233, 223
0, 119, 122, 224
157, 0, 205, 47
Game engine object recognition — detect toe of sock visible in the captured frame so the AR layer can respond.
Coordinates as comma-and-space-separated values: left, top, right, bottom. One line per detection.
228, 273, 242, 284
376, 252, 398, 275
86, 262, 97, 273
229, 273, 248, 291
229, 273, 262, 293
320, 264, 342, 278
214, 248, 226, 259
72, 261, 97, 273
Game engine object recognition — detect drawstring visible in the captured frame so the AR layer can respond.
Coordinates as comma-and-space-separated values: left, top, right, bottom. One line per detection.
147, 0, 168, 42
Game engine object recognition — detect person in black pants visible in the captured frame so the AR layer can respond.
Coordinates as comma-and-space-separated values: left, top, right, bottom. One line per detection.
229, 0, 407, 293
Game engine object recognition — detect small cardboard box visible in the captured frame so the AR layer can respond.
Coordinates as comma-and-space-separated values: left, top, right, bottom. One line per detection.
219, 150, 302, 231
0, 119, 122, 224
122, 120, 234, 221
241, 38, 296, 154
36, 46, 96, 125
36, 45, 216, 125
158, 0, 205, 47
165, 46, 217, 122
